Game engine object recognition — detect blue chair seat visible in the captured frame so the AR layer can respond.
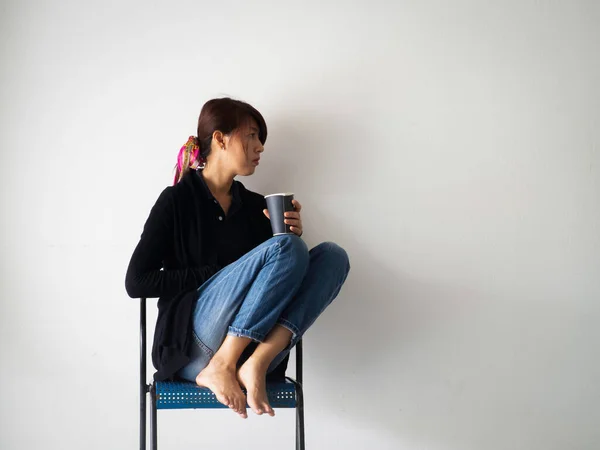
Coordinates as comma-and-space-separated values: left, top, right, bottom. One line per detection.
155, 379, 298, 410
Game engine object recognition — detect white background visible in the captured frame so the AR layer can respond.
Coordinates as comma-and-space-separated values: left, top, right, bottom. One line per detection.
1, 1, 599, 449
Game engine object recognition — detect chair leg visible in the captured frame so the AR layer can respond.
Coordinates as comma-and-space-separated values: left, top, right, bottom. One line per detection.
140, 386, 147, 450
295, 382, 305, 450
150, 383, 158, 450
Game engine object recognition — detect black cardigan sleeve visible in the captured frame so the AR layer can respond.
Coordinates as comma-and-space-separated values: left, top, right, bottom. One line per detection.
125, 187, 221, 299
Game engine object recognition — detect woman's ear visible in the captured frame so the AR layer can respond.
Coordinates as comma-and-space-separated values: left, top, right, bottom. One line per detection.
212, 130, 225, 149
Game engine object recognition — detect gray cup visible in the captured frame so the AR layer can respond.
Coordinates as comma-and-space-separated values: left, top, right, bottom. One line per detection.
265, 193, 295, 236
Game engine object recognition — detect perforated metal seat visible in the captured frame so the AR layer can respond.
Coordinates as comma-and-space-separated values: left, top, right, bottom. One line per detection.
138, 298, 306, 450
155, 379, 297, 410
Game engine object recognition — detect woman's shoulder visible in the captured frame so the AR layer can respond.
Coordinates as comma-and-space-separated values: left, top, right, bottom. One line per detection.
151, 171, 200, 211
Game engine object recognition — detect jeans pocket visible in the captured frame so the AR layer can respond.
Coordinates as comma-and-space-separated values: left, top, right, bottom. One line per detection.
192, 331, 215, 359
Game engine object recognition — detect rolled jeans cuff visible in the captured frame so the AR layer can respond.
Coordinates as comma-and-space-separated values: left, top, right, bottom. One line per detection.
276, 318, 300, 340
227, 326, 265, 343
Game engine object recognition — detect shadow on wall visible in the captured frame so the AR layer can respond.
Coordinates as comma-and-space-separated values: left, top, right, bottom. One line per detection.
209, 51, 492, 442
253, 110, 368, 199
298, 199, 486, 441
241, 70, 487, 441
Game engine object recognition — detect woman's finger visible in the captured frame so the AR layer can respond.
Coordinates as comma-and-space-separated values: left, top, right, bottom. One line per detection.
284, 218, 301, 227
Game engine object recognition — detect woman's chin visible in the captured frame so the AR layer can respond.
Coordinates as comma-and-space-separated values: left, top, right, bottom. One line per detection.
239, 168, 255, 177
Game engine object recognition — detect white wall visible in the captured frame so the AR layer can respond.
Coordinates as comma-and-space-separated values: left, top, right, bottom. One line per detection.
1, 0, 599, 449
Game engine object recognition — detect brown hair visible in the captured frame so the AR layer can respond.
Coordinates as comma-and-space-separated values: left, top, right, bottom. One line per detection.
173, 97, 267, 184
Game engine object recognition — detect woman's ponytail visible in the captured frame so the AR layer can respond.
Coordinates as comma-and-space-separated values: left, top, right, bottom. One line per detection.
173, 136, 204, 185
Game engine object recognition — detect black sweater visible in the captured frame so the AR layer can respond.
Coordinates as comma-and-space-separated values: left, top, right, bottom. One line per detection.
125, 168, 289, 381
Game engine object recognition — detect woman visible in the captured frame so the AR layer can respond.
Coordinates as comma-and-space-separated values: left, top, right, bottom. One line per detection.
125, 97, 350, 419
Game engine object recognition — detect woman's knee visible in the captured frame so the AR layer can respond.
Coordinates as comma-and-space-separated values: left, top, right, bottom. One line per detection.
274, 234, 309, 268
315, 241, 350, 272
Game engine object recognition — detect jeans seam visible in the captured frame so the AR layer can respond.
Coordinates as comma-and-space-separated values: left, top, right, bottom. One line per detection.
235, 239, 288, 331
198, 239, 282, 294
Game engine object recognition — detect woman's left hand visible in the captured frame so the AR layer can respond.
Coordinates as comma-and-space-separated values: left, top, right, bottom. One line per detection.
263, 199, 303, 237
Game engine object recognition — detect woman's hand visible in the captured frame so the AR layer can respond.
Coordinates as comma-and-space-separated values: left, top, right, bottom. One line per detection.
263, 199, 303, 237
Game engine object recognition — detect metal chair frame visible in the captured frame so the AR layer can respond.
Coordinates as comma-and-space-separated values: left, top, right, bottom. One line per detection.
139, 297, 306, 449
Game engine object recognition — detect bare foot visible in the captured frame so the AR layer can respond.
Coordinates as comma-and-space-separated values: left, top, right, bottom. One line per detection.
196, 357, 247, 418
237, 357, 274, 416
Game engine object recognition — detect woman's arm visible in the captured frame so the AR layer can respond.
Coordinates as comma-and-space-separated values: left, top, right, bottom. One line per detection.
125, 187, 221, 299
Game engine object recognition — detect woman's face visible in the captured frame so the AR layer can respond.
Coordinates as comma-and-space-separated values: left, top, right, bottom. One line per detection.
226, 118, 264, 175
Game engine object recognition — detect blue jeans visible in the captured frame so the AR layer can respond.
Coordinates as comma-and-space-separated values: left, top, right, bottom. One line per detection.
177, 234, 351, 381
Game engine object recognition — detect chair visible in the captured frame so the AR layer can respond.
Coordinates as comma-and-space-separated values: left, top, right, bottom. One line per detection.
139, 298, 306, 449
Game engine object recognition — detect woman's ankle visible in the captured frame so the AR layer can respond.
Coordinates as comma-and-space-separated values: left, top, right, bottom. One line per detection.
211, 335, 252, 369
208, 354, 238, 370
241, 354, 270, 372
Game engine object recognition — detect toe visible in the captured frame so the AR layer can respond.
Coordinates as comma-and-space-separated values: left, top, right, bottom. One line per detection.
265, 404, 275, 416
252, 400, 262, 415
220, 395, 229, 407
248, 400, 260, 415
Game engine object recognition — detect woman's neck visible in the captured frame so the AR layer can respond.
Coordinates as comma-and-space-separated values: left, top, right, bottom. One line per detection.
201, 166, 234, 197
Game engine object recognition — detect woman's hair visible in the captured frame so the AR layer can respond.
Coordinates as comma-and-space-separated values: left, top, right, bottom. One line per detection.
173, 97, 268, 184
